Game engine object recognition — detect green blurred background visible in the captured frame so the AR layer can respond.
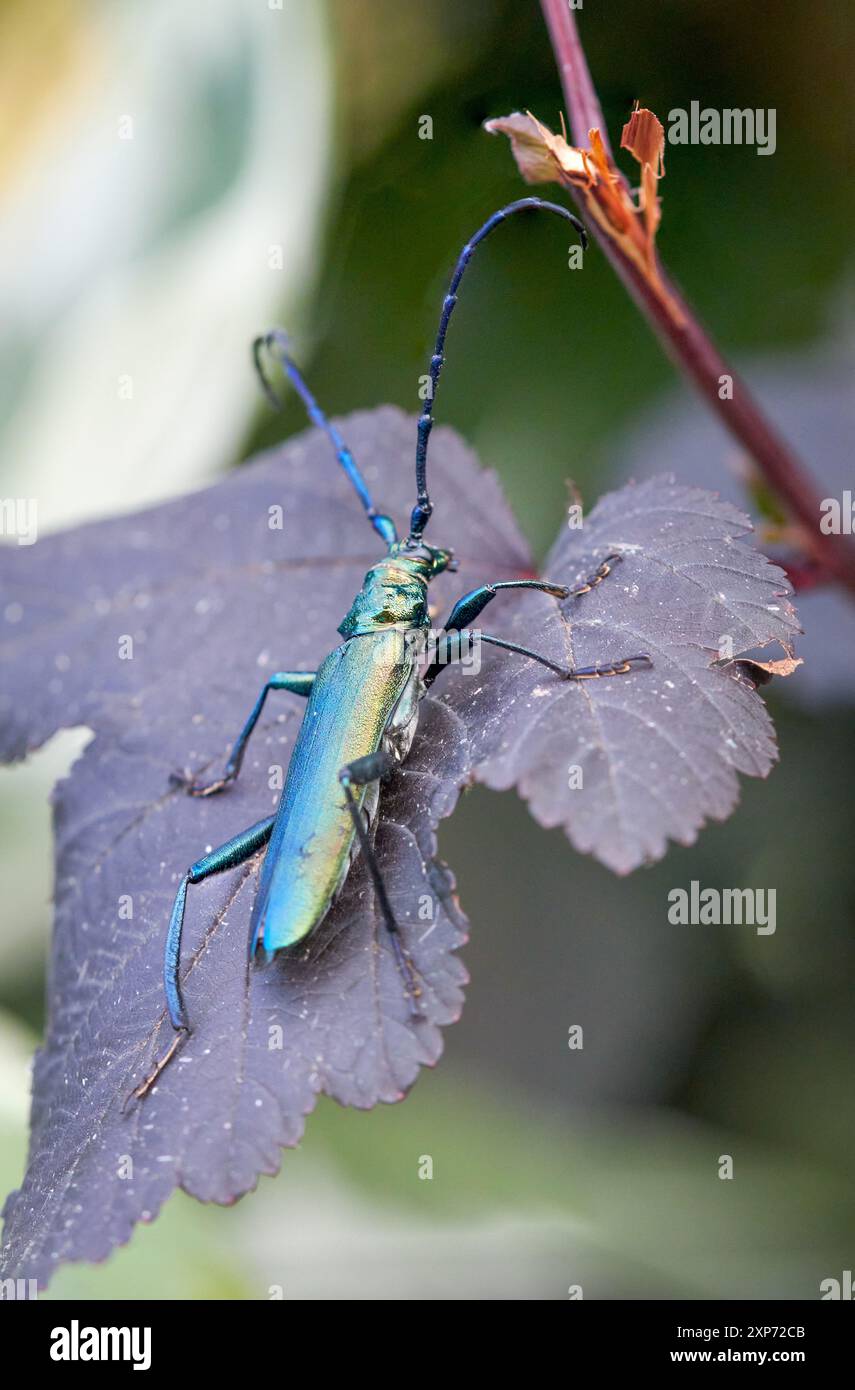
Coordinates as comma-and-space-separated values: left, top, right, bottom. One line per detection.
1, 0, 853, 1298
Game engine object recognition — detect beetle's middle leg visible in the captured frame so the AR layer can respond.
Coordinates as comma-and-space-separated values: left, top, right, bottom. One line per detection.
425, 631, 651, 686
128, 814, 275, 1106
173, 670, 316, 797
339, 751, 423, 1019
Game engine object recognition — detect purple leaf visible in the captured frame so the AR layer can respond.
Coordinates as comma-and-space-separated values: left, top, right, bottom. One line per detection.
0, 408, 524, 1285
441, 477, 800, 873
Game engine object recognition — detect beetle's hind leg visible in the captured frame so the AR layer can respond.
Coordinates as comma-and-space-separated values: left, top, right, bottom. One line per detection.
126, 814, 275, 1108
339, 751, 424, 1020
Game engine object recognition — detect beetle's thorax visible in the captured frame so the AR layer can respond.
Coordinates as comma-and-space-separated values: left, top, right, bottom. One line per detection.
338, 541, 454, 638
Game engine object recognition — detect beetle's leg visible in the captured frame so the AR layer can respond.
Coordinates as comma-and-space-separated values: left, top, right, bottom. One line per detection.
173, 671, 315, 797
424, 631, 650, 686
424, 555, 650, 685
422, 579, 568, 684
563, 552, 624, 598
127, 814, 275, 1107
438, 554, 625, 634
479, 635, 652, 680
339, 751, 423, 1020
440, 577, 570, 631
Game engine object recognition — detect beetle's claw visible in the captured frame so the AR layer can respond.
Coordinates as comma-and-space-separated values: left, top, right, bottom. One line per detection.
169, 769, 230, 797
124, 1027, 190, 1111
404, 978, 425, 1021
186, 778, 229, 798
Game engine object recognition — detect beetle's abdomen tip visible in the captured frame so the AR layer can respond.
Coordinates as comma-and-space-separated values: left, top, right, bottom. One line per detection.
258, 924, 307, 960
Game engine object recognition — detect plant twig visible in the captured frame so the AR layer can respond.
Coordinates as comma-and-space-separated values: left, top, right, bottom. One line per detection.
539, 0, 855, 598
541, 0, 612, 158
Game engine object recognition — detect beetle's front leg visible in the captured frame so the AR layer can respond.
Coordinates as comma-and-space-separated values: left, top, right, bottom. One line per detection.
172, 670, 316, 797
339, 751, 423, 1020
439, 553, 625, 634
440, 576, 570, 632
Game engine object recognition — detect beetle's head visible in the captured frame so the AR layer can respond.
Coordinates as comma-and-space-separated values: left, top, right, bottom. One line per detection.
394, 539, 457, 578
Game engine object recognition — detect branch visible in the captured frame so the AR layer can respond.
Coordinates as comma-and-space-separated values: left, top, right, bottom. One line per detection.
541, 0, 611, 157
538, 0, 855, 598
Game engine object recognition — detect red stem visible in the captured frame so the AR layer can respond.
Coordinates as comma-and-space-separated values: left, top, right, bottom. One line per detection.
541, 0, 612, 157
539, 0, 855, 598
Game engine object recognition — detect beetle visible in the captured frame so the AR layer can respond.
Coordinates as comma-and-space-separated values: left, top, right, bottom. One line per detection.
131, 197, 651, 1101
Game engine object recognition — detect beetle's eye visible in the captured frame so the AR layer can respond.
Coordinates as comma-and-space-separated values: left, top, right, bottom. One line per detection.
431, 547, 455, 574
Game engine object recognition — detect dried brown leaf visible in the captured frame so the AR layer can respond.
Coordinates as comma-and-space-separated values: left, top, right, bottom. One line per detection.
485, 106, 683, 324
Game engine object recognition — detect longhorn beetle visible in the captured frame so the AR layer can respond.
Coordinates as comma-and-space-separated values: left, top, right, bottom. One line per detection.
131, 197, 651, 1102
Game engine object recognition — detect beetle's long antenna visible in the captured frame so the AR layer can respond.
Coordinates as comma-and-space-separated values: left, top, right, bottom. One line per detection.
407, 197, 587, 544
254, 329, 397, 547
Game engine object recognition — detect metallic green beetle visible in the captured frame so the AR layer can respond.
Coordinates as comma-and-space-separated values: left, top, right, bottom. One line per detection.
132, 198, 650, 1101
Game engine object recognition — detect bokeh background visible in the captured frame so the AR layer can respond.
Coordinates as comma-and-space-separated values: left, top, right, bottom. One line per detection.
1, 0, 853, 1299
